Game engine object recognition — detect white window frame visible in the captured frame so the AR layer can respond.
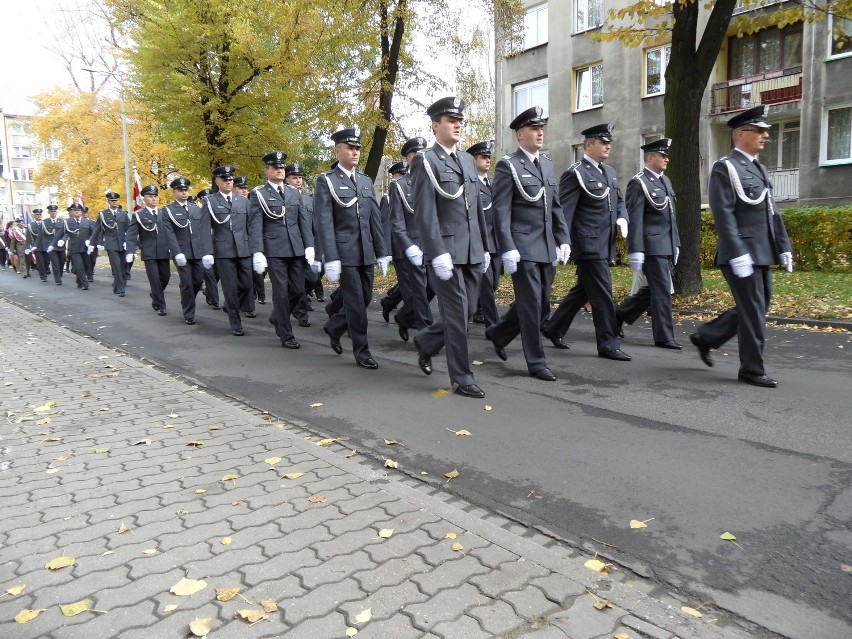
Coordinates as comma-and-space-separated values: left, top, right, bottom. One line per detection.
575, 0, 603, 34
12, 168, 34, 181
513, 78, 549, 120
828, 13, 852, 60
523, 3, 548, 50
44, 148, 60, 161
820, 103, 852, 165
12, 145, 32, 158
644, 45, 671, 97
573, 63, 604, 112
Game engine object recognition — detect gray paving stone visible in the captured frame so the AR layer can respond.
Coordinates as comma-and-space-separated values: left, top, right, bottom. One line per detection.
241, 548, 322, 584
279, 577, 364, 626
620, 614, 676, 639
355, 613, 438, 638
469, 559, 549, 597
260, 523, 334, 557
406, 583, 485, 631
339, 580, 429, 624
504, 585, 559, 621
515, 624, 573, 638
548, 595, 622, 638
184, 544, 268, 579
362, 528, 437, 564
297, 549, 376, 589
468, 598, 526, 636
352, 553, 432, 591
411, 554, 490, 596
277, 610, 348, 639
126, 541, 212, 580
468, 541, 521, 568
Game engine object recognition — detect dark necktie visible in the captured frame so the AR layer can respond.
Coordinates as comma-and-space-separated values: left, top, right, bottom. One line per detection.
278, 186, 284, 198
226, 195, 231, 204
753, 159, 768, 182
533, 157, 540, 170
350, 172, 358, 189
484, 177, 490, 187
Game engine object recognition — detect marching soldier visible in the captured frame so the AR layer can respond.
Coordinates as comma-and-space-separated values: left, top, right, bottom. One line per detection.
410, 97, 489, 397
378, 161, 409, 325
468, 140, 498, 327
690, 106, 793, 387
162, 181, 211, 325
63, 204, 95, 289
89, 191, 129, 297
9, 218, 29, 277
237, 176, 266, 306
486, 107, 570, 381
202, 165, 260, 336
315, 129, 390, 368
196, 188, 220, 310
45, 205, 65, 285
615, 138, 682, 349
249, 151, 314, 349
25, 208, 50, 282
544, 123, 631, 361
285, 162, 319, 323
127, 184, 171, 316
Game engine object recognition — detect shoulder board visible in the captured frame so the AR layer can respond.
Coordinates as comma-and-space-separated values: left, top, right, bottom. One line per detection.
631, 171, 645, 181
541, 153, 550, 160
568, 161, 581, 171
502, 154, 512, 160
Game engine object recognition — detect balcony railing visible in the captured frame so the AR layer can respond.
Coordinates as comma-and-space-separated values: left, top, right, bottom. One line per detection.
710, 67, 802, 115
733, 0, 786, 15
767, 168, 799, 201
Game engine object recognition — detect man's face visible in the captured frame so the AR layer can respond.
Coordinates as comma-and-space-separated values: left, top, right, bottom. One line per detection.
108, 198, 120, 209
285, 175, 303, 189
215, 176, 234, 194
144, 193, 160, 207
646, 152, 669, 174
334, 144, 361, 170
49, 210, 57, 219
586, 138, 612, 162
474, 154, 491, 175
265, 165, 287, 183
736, 126, 770, 156
69, 210, 81, 219
432, 115, 463, 147
33, 213, 42, 223
173, 188, 189, 203
517, 124, 544, 153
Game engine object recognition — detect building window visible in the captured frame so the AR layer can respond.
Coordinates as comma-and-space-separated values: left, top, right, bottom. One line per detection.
829, 14, 852, 58
513, 79, 549, 119
728, 24, 802, 78
572, 144, 585, 162
574, 63, 603, 111
523, 4, 548, 49
575, 0, 603, 33
12, 145, 32, 158
645, 45, 670, 96
759, 121, 799, 170
12, 168, 34, 181
824, 106, 852, 163
44, 148, 60, 161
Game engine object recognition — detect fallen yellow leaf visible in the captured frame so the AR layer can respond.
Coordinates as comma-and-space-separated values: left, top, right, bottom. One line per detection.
384, 459, 398, 469
346, 628, 358, 637
613, 633, 631, 639
195, 489, 206, 494
681, 606, 703, 618
167, 413, 179, 418
345, 449, 357, 458
102, 551, 113, 556
264, 457, 282, 465
629, 520, 648, 529
237, 608, 268, 623
309, 402, 323, 408
484, 405, 492, 411
187, 441, 204, 447
60, 598, 92, 617
5, 585, 26, 596
720, 532, 737, 541
216, 587, 240, 602
317, 438, 336, 446
259, 599, 277, 613
45, 556, 75, 570
55, 453, 73, 461
383, 439, 398, 445
355, 607, 372, 624
281, 472, 304, 480
378, 528, 393, 538
445, 532, 457, 539
432, 388, 450, 398
189, 617, 214, 637
841, 563, 852, 572
170, 577, 207, 596
221, 474, 239, 481
98, 407, 110, 412
307, 494, 327, 503
221, 537, 232, 545
584, 559, 609, 574
44, 437, 62, 442
143, 549, 158, 555
164, 604, 178, 612
118, 521, 130, 534
593, 598, 613, 610
33, 401, 56, 413
94, 447, 110, 454
445, 469, 460, 479
162, 424, 174, 429
451, 542, 464, 552
46, 468, 59, 475
14, 608, 46, 623
454, 429, 472, 436
36, 417, 51, 426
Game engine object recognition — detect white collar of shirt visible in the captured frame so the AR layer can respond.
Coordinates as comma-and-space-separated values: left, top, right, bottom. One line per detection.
583, 154, 602, 170
734, 148, 757, 163
268, 180, 285, 191
646, 167, 663, 179
520, 147, 539, 163
478, 175, 488, 184
337, 166, 356, 180
437, 143, 457, 158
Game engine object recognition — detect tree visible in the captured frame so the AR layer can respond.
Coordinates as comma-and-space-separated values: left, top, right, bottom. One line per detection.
596, 0, 852, 294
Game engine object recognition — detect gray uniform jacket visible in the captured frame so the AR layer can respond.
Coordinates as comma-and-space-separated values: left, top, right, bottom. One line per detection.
559, 159, 628, 261
389, 172, 417, 260
126, 208, 171, 260
44, 217, 65, 250
477, 177, 496, 255
626, 168, 681, 256
249, 183, 312, 259
89, 208, 128, 251
314, 167, 386, 266
161, 201, 211, 260
25, 221, 48, 252
493, 149, 568, 262
63, 217, 95, 253
203, 192, 261, 258
708, 150, 791, 266
411, 145, 486, 265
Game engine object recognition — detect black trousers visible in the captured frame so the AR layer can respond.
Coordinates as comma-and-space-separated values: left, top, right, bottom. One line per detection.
325, 265, 375, 363
33, 250, 49, 280
267, 256, 305, 342
203, 264, 219, 305
487, 261, 554, 373
253, 270, 266, 302
217, 257, 254, 330
176, 259, 205, 321
106, 249, 127, 294
144, 259, 171, 312
49, 250, 65, 283
616, 256, 675, 343
475, 253, 501, 327
395, 261, 433, 331
696, 265, 772, 376
70, 252, 88, 288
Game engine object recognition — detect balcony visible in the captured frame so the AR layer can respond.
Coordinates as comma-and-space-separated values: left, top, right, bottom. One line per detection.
710, 67, 802, 115
767, 168, 799, 201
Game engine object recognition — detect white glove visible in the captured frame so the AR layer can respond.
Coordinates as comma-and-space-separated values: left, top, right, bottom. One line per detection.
377, 256, 391, 277
405, 244, 424, 267
125, 253, 134, 263
47, 245, 54, 253
305, 246, 315, 265
674, 247, 680, 265
483, 252, 491, 273
780, 252, 793, 273
84, 240, 91, 248
57, 240, 65, 248
730, 253, 754, 278
310, 260, 322, 273
174, 253, 187, 267
501, 249, 520, 275
97, 245, 105, 251
557, 243, 571, 265
616, 218, 628, 239
123, 242, 127, 251
432, 253, 454, 281
628, 252, 645, 271
202, 254, 214, 269
252, 252, 267, 274
86, 245, 95, 255
325, 259, 342, 282
24, 248, 31, 255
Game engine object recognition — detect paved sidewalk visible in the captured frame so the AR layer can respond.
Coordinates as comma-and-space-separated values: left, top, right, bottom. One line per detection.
0, 299, 755, 639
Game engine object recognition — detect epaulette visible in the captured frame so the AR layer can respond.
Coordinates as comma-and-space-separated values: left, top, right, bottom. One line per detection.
568, 161, 581, 171
631, 171, 645, 181
502, 154, 512, 160
541, 152, 550, 160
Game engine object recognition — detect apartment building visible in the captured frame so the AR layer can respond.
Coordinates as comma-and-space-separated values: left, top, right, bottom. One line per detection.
495, 1, 852, 206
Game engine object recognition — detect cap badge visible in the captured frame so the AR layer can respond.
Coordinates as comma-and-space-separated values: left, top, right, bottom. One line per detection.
453, 97, 460, 107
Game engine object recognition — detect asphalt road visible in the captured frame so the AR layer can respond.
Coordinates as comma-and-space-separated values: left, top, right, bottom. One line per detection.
3, 263, 850, 639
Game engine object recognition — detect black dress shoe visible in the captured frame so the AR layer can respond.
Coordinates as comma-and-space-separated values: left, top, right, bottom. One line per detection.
258, 299, 266, 304
87, 276, 94, 282
485, 332, 507, 361
689, 333, 713, 367
157, 308, 167, 316
40, 278, 47, 282
398, 325, 409, 342
413, 337, 432, 375
298, 319, 311, 328
185, 319, 196, 325
118, 292, 125, 297
315, 294, 325, 302
81, 286, 89, 290
655, 340, 683, 350
381, 303, 391, 323
56, 282, 62, 286
282, 338, 300, 349
738, 372, 778, 388
306, 304, 315, 312
531, 368, 557, 381
357, 357, 379, 369
324, 328, 343, 354
598, 349, 631, 361
211, 303, 221, 310
232, 328, 245, 336
471, 311, 485, 325
542, 329, 570, 350
616, 319, 625, 339
456, 383, 485, 398
245, 312, 257, 318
